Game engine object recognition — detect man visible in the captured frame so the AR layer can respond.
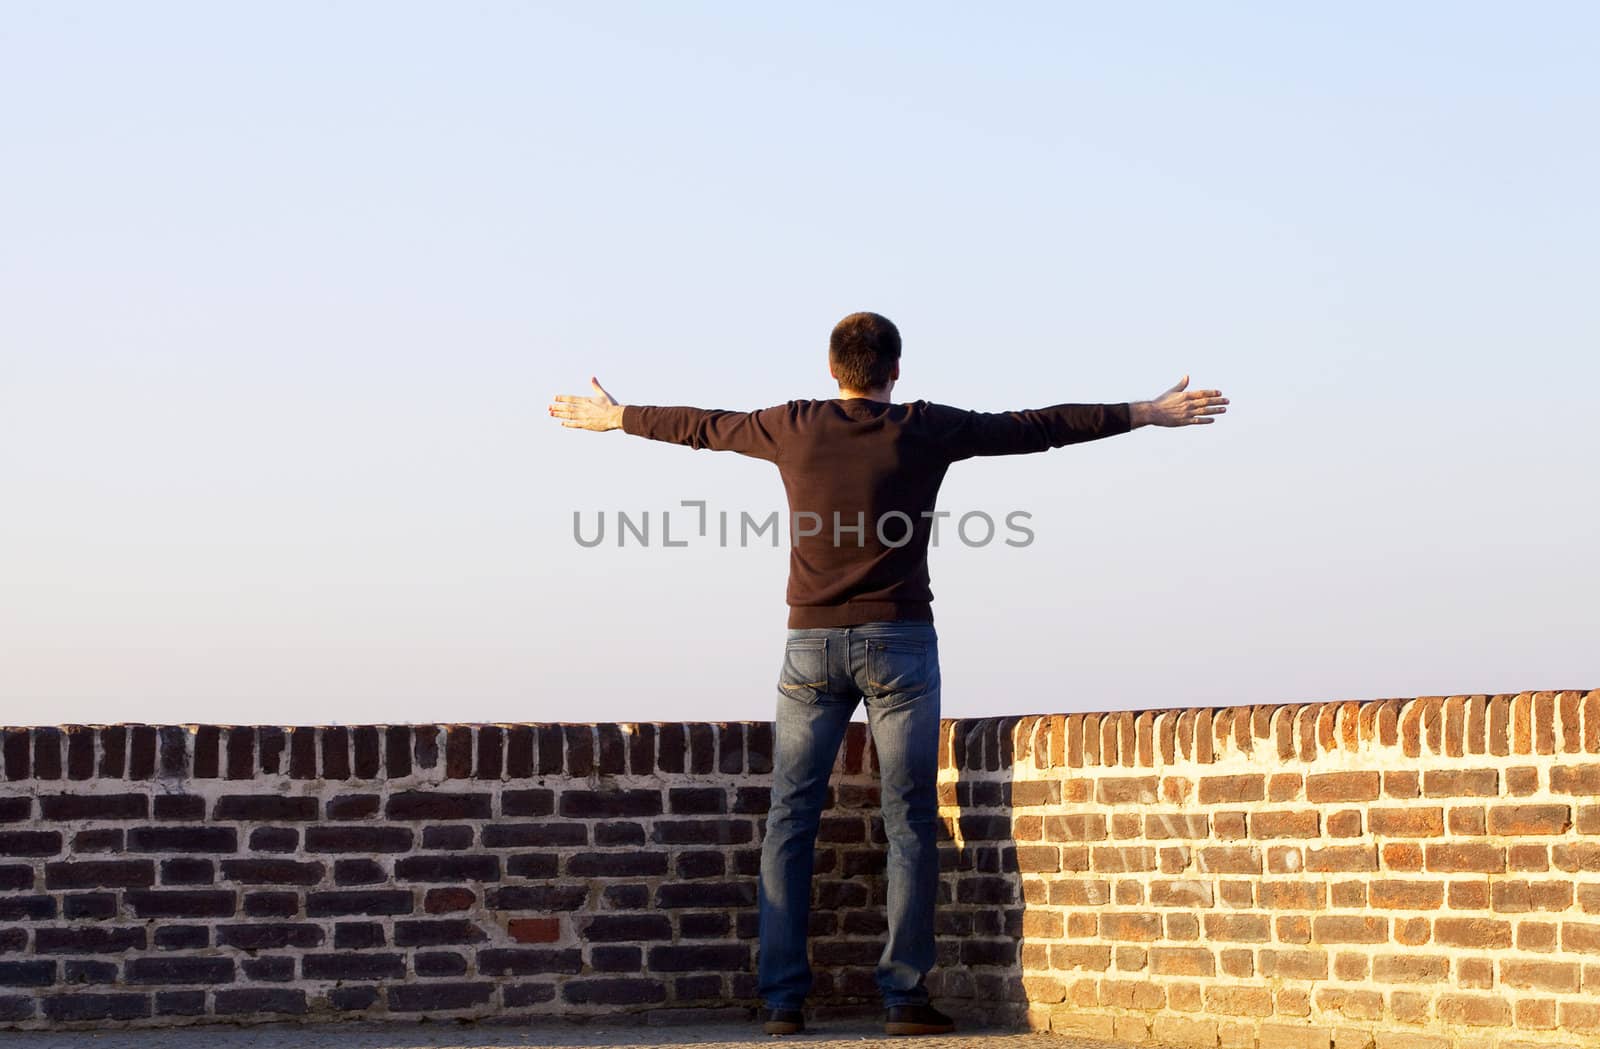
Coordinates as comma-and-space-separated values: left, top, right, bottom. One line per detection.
548, 312, 1228, 1037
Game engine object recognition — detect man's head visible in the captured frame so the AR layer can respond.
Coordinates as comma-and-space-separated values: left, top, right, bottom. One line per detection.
829, 311, 900, 395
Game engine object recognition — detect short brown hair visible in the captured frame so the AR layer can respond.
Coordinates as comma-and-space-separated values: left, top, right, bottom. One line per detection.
829, 312, 900, 391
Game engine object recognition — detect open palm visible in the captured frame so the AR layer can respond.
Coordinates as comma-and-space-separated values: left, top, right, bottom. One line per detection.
1144, 376, 1228, 426
548, 378, 622, 432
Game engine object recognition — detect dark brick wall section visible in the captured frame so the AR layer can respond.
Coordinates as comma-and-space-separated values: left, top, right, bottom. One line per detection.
0, 691, 1596, 1045
0, 720, 881, 1031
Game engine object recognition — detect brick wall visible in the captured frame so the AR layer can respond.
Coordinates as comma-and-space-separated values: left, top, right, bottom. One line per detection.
959, 691, 1600, 1049
1, 691, 1598, 1047
0, 720, 889, 1030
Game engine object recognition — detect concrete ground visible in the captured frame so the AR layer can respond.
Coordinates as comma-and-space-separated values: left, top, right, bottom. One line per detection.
0, 1019, 1131, 1049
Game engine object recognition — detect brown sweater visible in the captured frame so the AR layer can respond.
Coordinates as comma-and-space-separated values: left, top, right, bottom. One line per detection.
621, 398, 1132, 628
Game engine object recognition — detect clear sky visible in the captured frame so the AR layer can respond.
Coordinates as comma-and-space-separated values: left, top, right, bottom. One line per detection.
2, 3, 1595, 727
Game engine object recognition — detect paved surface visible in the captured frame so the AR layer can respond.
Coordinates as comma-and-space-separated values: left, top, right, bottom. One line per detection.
0, 1020, 1123, 1049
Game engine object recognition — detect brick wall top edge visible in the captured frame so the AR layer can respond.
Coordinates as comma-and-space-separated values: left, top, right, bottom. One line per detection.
937, 690, 1600, 772
2, 690, 1596, 779
5, 689, 1595, 733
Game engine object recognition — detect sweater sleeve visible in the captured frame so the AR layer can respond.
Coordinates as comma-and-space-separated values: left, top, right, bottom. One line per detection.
926, 401, 1133, 462
620, 403, 789, 462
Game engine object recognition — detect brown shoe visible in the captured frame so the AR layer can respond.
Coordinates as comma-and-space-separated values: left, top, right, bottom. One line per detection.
762, 1005, 805, 1034
884, 1002, 955, 1035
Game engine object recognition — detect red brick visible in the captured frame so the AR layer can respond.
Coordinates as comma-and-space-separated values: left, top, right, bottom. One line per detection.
1369, 880, 1444, 910
1382, 842, 1423, 871
1580, 804, 1600, 834
1488, 804, 1571, 836
1552, 764, 1600, 795
508, 918, 560, 944
1435, 917, 1511, 949
1097, 945, 1141, 981
1197, 847, 1261, 874
1331, 880, 1366, 907
1562, 1000, 1600, 1033
1502, 959, 1579, 993
1315, 988, 1383, 1020
1327, 810, 1362, 837
1022, 911, 1062, 938
1447, 806, 1486, 834
1204, 914, 1269, 942
1437, 994, 1509, 1027
1050, 944, 1110, 971
1218, 880, 1253, 907
1304, 845, 1377, 872
1213, 811, 1247, 840
1150, 946, 1215, 976
1096, 776, 1158, 805
1306, 771, 1379, 803
1092, 847, 1156, 873
1565, 922, 1600, 954
1423, 768, 1499, 797
1099, 913, 1161, 942
1138, 809, 1201, 840
1512, 843, 1551, 871
1489, 880, 1571, 913
1251, 811, 1318, 839
1258, 949, 1328, 980
1205, 986, 1272, 1017
1198, 775, 1264, 804
1395, 917, 1431, 946
1426, 843, 1505, 873
1517, 998, 1557, 1030
1390, 990, 1430, 1024
1554, 844, 1600, 871
1015, 846, 1060, 873
424, 888, 475, 914
1448, 880, 1489, 910
1268, 774, 1302, 802
1507, 765, 1540, 795
1259, 882, 1324, 910
1312, 915, 1387, 943
1384, 770, 1420, 798
1333, 952, 1369, 981
1011, 783, 1062, 805
1372, 954, 1448, 983
1519, 920, 1558, 952
1149, 881, 1213, 908
1369, 807, 1443, 837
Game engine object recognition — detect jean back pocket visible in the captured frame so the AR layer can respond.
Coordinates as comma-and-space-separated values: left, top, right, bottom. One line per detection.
778, 637, 828, 701
865, 637, 931, 699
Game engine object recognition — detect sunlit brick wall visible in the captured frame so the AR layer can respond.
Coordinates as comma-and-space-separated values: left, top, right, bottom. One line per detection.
939, 691, 1600, 1049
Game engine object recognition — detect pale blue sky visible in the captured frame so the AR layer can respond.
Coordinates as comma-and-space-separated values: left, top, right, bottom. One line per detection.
2, 3, 1595, 726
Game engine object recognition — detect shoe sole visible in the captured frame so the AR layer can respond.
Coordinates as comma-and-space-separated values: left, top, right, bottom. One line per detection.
884, 1022, 956, 1035
763, 1021, 803, 1035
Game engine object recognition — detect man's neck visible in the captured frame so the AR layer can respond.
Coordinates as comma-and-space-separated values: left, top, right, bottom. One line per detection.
837, 386, 893, 403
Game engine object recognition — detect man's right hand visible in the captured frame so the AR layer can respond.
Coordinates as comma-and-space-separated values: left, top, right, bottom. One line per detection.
549, 378, 624, 432
1131, 376, 1228, 427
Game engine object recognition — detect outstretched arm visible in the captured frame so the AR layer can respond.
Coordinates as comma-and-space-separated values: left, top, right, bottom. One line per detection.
548, 378, 784, 461
931, 375, 1228, 461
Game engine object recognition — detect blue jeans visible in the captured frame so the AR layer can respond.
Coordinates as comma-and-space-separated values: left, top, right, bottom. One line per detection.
757, 620, 941, 1011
